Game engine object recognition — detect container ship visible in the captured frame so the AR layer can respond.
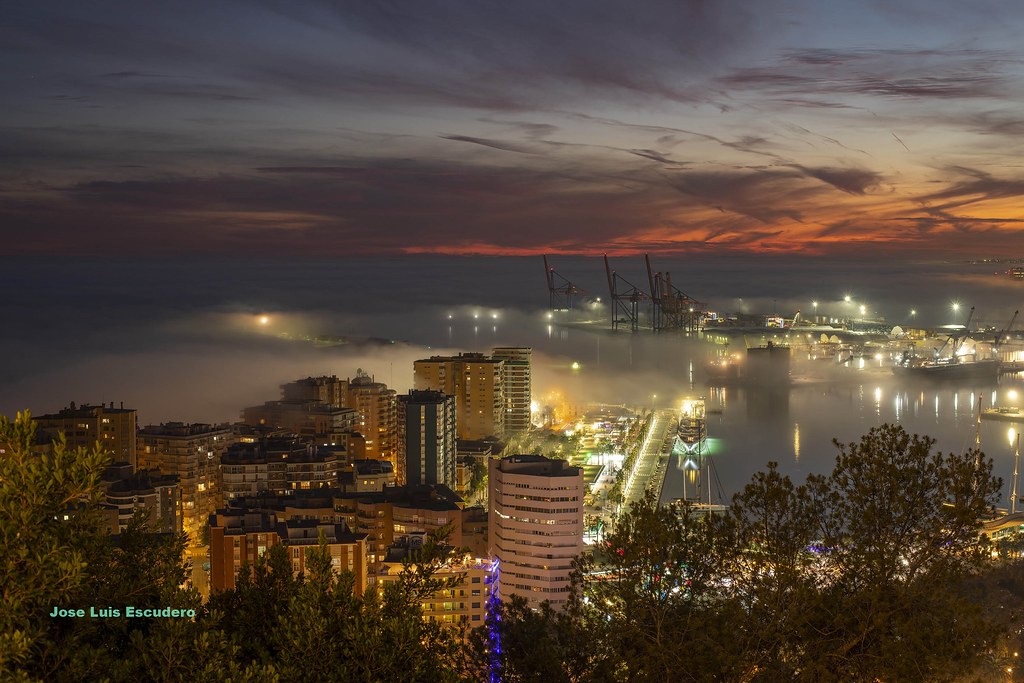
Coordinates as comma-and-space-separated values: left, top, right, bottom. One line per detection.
893, 356, 1001, 382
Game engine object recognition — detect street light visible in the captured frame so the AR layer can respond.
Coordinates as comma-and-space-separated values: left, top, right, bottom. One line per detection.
844, 294, 851, 303
952, 302, 961, 313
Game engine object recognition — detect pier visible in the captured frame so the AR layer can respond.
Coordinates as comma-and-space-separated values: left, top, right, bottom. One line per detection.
621, 409, 676, 510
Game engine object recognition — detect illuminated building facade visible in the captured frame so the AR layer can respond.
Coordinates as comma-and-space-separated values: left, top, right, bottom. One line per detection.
281, 375, 346, 405
220, 436, 339, 500
377, 543, 495, 631
488, 455, 583, 610
491, 347, 532, 434
102, 463, 181, 534
241, 400, 358, 441
34, 401, 137, 469
398, 389, 456, 487
280, 373, 398, 465
207, 508, 367, 593
218, 484, 465, 575
340, 459, 396, 493
343, 372, 399, 466
137, 421, 235, 546
414, 353, 505, 440
334, 485, 465, 572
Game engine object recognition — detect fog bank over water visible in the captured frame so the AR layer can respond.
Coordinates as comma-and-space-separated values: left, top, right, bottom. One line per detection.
5, 254, 1023, 499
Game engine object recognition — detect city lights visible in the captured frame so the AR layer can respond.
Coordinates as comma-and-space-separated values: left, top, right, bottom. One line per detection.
9, 3, 1024, 678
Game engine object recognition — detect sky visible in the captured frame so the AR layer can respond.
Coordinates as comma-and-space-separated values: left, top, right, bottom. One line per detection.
3, 0, 1024, 257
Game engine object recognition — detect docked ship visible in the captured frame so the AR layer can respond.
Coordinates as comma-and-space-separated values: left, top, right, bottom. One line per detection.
892, 356, 1001, 382
677, 398, 707, 454
892, 306, 1000, 382
703, 354, 741, 382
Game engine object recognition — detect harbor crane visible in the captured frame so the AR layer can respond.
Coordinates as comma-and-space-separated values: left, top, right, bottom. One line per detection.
644, 254, 706, 333
995, 309, 1019, 349
542, 255, 585, 311
935, 306, 975, 360
604, 254, 648, 333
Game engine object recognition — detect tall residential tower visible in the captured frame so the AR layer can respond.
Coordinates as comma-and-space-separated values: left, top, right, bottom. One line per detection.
488, 455, 583, 610
491, 347, 532, 434
414, 353, 505, 440
397, 390, 457, 488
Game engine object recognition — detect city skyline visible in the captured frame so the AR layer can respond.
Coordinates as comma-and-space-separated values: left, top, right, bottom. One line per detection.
3, 1, 1024, 258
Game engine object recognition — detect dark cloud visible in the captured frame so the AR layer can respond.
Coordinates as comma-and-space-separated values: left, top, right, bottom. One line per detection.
627, 149, 688, 165
440, 135, 540, 155
917, 167, 1024, 211
1, 1, 1023, 258
99, 71, 172, 79
726, 47, 1020, 101
666, 169, 809, 224
477, 119, 559, 140
0, 152, 887, 257
787, 165, 881, 195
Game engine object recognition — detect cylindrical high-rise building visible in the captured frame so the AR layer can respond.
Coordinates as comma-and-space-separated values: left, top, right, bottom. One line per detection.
488, 455, 583, 610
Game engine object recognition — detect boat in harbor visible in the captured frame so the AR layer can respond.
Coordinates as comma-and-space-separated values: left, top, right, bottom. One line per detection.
703, 354, 741, 382
893, 357, 1001, 382
676, 398, 707, 454
891, 306, 1001, 382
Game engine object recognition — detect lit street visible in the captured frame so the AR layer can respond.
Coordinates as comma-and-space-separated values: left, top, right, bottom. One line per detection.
622, 409, 676, 511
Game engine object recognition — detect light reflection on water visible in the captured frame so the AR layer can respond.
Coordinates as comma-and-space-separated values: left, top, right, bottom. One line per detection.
658, 375, 1024, 507
4, 256, 1024, 507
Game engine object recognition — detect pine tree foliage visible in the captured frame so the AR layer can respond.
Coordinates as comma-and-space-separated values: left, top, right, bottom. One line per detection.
3, 412, 1017, 682
0, 411, 110, 681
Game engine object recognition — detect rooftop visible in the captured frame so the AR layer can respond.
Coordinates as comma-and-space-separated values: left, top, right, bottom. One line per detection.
498, 454, 582, 478
35, 401, 135, 419
138, 421, 233, 437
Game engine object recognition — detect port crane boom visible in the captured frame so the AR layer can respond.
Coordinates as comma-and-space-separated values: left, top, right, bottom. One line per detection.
940, 306, 975, 359
996, 309, 1020, 349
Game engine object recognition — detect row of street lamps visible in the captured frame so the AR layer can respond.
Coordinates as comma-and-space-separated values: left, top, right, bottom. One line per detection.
801, 297, 965, 324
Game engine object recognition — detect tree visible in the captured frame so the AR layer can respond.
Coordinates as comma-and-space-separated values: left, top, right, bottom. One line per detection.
205, 543, 301, 667
731, 424, 1004, 681
579, 490, 739, 682
468, 457, 488, 499
729, 462, 823, 680
803, 425, 1003, 681
468, 593, 608, 683
0, 412, 110, 682
274, 527, 468, 682
1, 412, 263, 682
